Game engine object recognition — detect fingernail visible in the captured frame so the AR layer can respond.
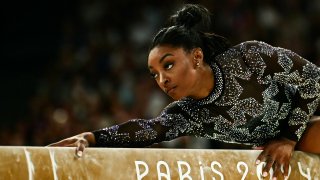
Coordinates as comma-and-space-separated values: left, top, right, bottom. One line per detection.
284, 176, 288, 180
256, 160, 260, 165
263, 171, 268, 177
77, 151, 82, 157
272, 177, 277, 180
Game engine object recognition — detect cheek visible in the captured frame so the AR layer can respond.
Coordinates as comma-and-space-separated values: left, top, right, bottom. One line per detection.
175, 66, 197, 90
181, 63, 196, 80
176, 62, 192, 77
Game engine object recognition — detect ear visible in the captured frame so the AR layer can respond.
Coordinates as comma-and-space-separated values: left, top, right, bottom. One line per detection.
192, 48, 204, 68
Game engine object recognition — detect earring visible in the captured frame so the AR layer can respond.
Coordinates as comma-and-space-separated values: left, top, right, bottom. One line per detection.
194, 58, 200, 67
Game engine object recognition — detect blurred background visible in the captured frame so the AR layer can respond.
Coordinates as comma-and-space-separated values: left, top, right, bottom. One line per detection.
1, 0, 320, 147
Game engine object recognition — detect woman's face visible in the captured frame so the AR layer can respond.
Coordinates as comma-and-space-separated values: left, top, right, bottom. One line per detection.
148, 45, 200, 100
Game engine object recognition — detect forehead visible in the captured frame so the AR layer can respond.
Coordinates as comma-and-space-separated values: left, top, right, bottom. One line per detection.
148, 45, 186, 64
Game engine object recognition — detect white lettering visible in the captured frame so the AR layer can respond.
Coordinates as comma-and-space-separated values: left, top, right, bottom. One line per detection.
210, 161, 224, 180
297, 162, 311, 180
135, 158, 314, 180
177, 161, 192, 180
24, 148, 35, 180
199, 161, 205, 180
157, 161, 171, 180
135, 161, 149, 180
236, 161, 248, 180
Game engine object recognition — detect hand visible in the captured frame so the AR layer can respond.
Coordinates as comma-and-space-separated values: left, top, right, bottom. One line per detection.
47, 132, 96, 158
254, 137, 296, 179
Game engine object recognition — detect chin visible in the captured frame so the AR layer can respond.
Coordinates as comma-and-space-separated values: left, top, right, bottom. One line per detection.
170, 94, 185, 101
169, 94, 178, 100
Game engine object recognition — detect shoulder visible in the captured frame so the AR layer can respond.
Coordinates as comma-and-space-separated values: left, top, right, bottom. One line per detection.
236, 40, 273, 48
215, 40, 274, 60
234, 40, 277, 57
160, 101, 183, 115
161, 98, 198, 116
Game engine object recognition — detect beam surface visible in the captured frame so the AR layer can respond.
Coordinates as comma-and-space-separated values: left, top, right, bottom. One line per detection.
0, 146, 319, 179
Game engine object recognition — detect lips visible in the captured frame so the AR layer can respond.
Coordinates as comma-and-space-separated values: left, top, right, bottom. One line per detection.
165, 86, 176, 94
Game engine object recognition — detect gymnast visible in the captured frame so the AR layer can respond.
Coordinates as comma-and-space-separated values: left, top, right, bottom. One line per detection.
49, 4, 320, 179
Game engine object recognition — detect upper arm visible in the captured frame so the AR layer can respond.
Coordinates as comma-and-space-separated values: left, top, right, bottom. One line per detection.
239, 40, 320, 90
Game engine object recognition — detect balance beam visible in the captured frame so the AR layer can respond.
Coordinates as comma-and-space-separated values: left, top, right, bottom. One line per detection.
0, 147, 319, 179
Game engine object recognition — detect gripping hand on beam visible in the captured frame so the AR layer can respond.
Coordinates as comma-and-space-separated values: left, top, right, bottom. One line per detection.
47, 132, 96, 158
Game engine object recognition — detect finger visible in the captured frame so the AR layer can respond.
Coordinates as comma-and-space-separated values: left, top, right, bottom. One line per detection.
263, 156, 275, 177
256, 151, 268, 165
47, 138, 77, 147
47, 141, 68, 147
273, 162, 281, 179
75, 143, 85, 158
46, 142, 60, 147
75, 139, 87, 158
282, 161, 290, 178
254, 146, 264, 150
65, 143, 78, 147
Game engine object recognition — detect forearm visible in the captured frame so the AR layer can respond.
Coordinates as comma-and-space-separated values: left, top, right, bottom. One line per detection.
91, 119, 173, 147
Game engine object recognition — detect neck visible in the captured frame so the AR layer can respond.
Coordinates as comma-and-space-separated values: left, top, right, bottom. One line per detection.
192, 64, 215, 100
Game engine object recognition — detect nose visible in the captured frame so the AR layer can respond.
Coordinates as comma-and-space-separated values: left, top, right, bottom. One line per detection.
159, 73, 169, 87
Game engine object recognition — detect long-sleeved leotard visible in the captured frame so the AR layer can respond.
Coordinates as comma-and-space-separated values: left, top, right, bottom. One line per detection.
92, 41, 320, 147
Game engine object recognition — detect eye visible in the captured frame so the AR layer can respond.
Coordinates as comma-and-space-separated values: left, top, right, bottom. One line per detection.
164, 63, 173, 70
150, 72, 158, 79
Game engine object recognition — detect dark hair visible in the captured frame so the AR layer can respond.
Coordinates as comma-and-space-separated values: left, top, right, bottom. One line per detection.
150, 4, 231, 64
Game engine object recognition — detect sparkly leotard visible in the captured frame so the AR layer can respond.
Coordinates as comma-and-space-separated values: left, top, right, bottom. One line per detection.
93, 41, 320, 147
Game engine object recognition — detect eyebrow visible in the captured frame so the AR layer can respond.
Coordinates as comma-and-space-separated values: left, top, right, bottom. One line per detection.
159, 53, 173, 63
149, 53, 173, 69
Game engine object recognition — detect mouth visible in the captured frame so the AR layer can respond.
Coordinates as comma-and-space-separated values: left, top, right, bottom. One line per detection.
165, 86, 176, 94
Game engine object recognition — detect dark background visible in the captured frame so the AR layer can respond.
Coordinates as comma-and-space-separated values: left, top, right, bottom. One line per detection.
1, 0, 319, 146
1, 1, 75, 123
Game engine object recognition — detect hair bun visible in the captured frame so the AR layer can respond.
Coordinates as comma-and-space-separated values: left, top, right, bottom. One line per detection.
169, 4, 212, 31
